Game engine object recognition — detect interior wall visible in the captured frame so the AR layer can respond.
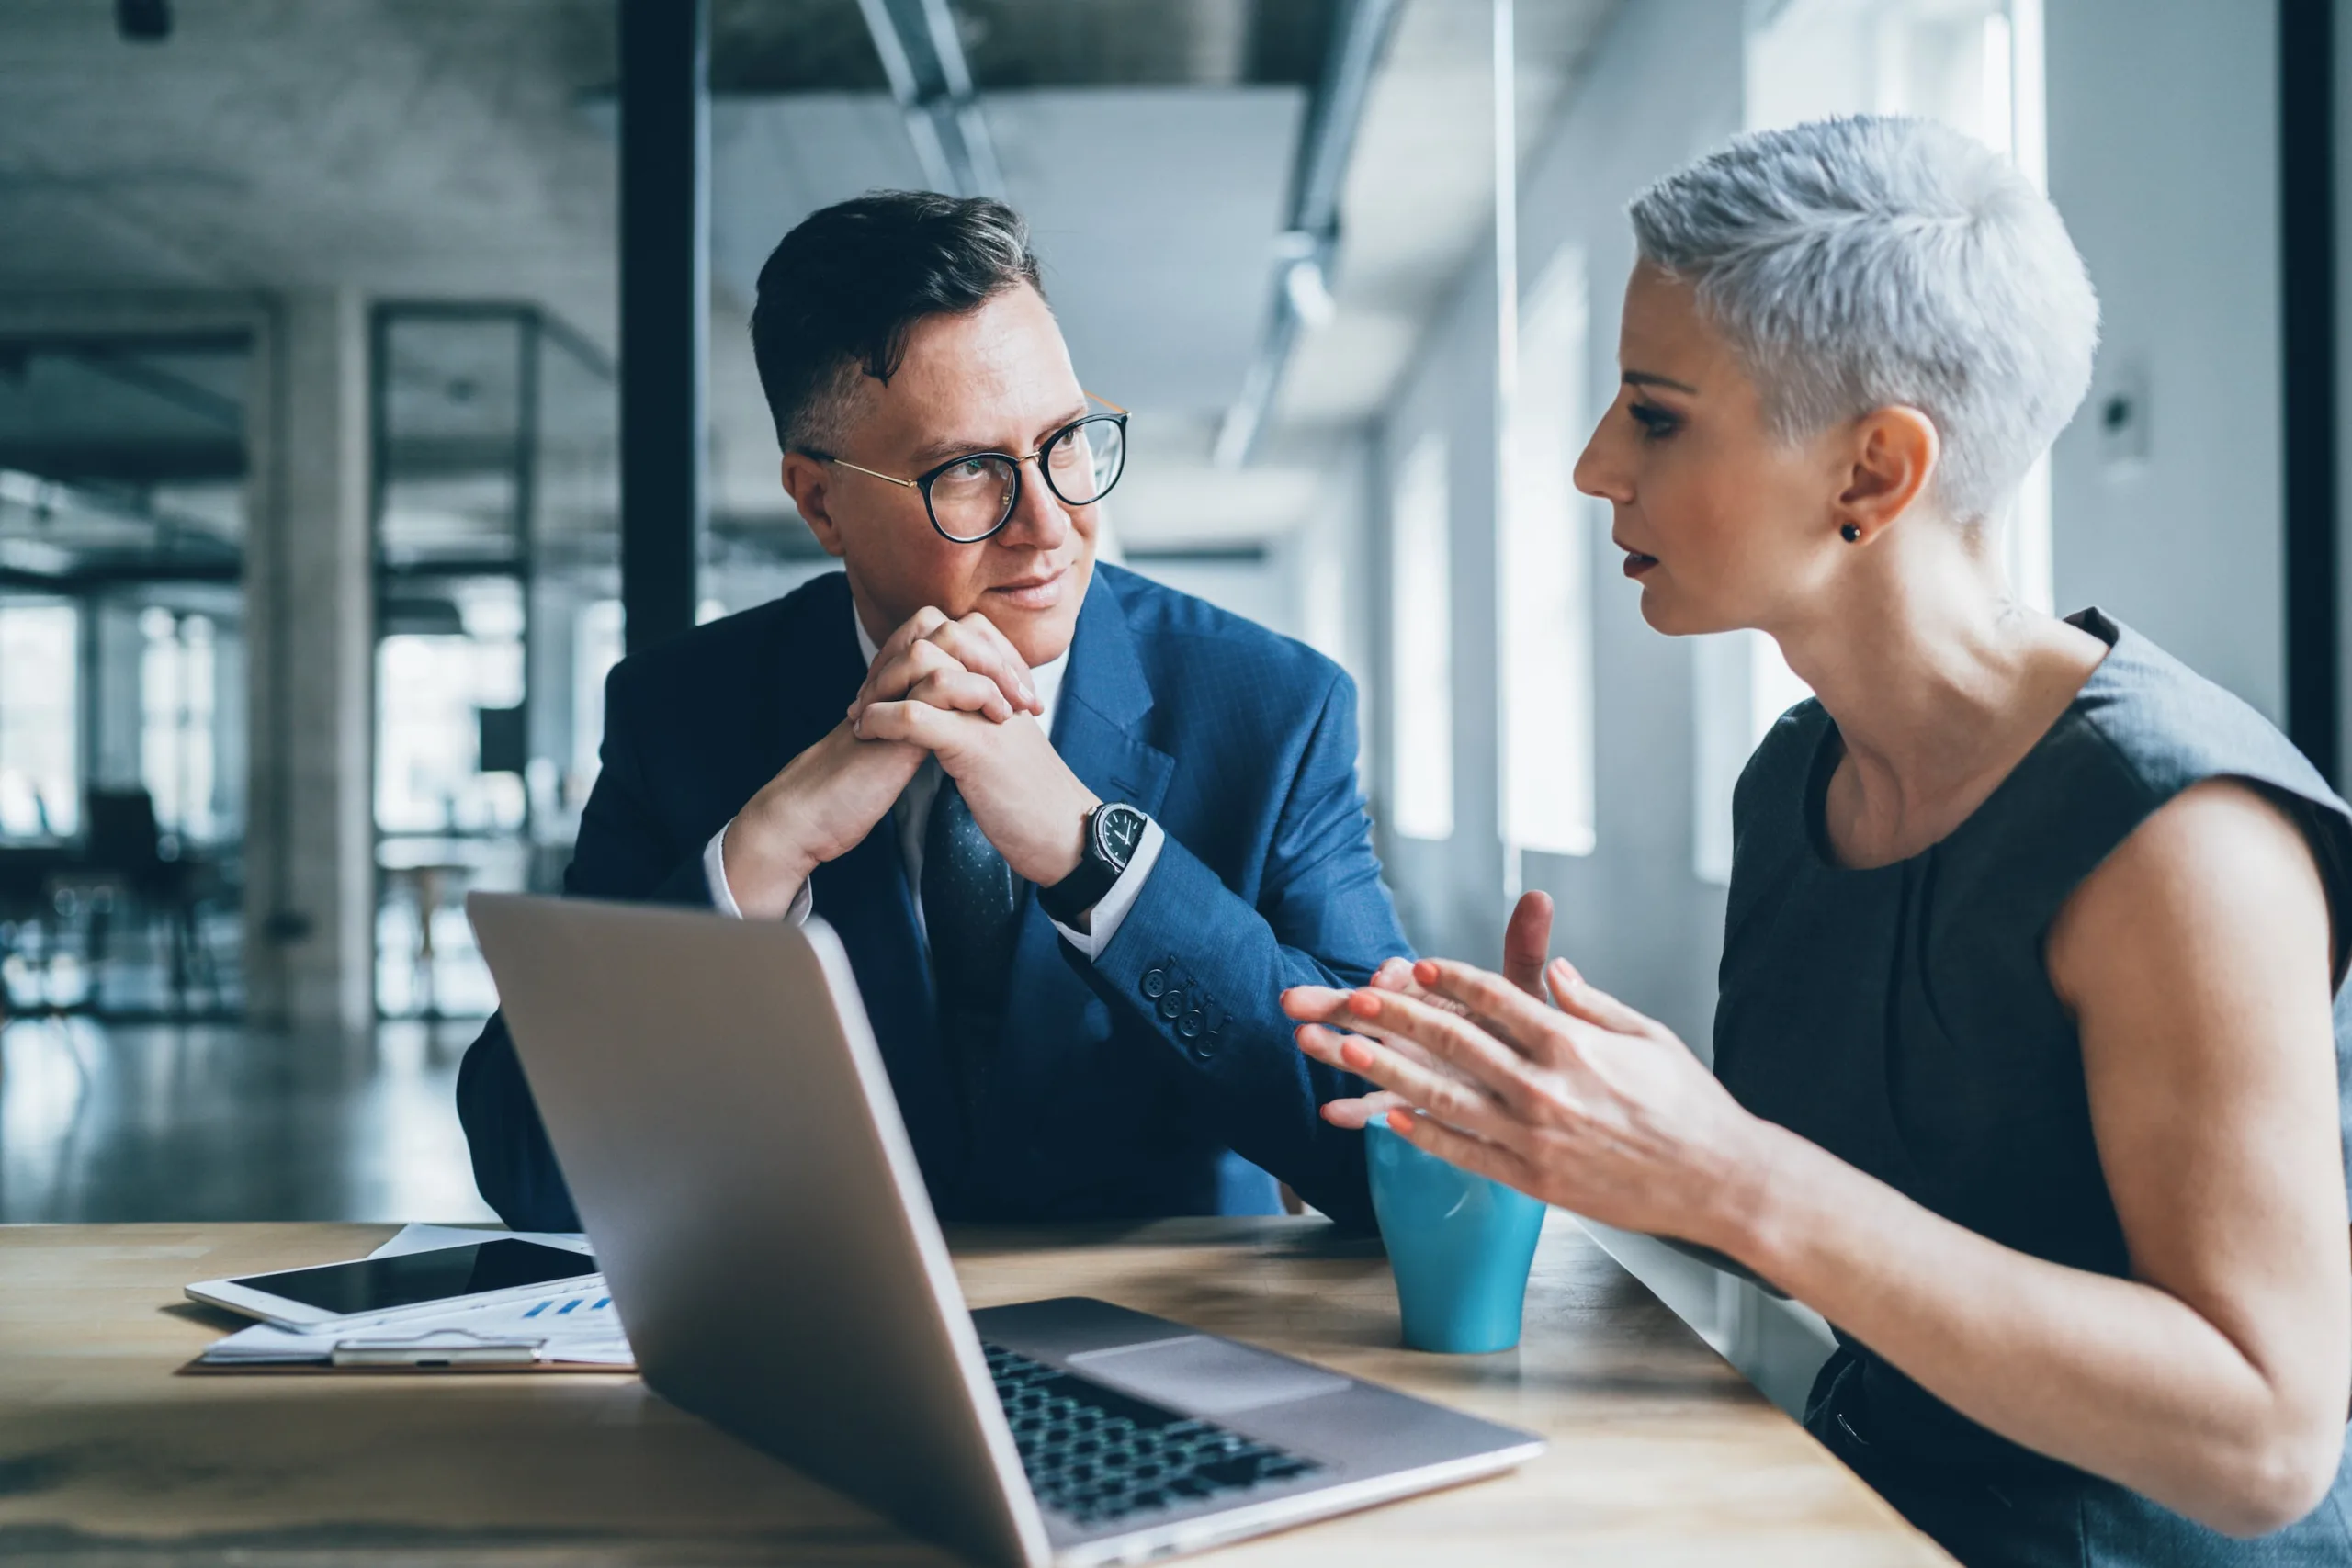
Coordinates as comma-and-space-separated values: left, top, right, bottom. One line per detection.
1379, 265, 1506, 964
1511, 0, 1747, 1054
2045, 0, 2284, 718
1374, 0, 1746, 1047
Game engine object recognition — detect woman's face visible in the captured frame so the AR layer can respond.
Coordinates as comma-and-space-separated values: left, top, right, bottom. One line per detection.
1574, 262, 1848, 637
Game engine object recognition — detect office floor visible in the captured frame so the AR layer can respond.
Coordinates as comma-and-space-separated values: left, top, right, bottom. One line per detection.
0, 1015, 497, 1224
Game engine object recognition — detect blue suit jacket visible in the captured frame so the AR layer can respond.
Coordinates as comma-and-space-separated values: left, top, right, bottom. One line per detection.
457, 563, 1408, 1232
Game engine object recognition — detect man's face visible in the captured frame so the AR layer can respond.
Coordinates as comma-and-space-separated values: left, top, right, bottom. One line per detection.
783, 284, 1098, 669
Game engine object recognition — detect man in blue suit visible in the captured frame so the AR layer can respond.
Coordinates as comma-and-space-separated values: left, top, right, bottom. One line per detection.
458, 191, 1407, 1233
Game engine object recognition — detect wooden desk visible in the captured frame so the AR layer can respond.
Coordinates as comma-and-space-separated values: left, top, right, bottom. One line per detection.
0, 1216, 1948, 1565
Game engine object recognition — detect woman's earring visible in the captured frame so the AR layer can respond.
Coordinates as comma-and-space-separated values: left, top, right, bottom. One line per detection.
1840, 524, 1862, 543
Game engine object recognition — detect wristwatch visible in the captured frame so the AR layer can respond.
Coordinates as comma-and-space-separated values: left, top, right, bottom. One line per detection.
1038, 802, 1149, 927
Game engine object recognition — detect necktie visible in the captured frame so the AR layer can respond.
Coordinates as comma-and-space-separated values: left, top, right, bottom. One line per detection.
921, 778, 1020, 1138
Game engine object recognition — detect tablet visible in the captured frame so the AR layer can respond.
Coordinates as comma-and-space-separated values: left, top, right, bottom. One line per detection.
187, 1237, 601, 1331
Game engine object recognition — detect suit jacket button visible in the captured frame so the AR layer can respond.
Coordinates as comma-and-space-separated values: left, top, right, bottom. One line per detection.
1141, 967, 1169, 999
1177, 1008, 1204, 1041
1156, 988, 1185, 1021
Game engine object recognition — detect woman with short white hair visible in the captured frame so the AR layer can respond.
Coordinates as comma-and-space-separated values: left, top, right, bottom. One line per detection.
1287, 116, 2352, 1564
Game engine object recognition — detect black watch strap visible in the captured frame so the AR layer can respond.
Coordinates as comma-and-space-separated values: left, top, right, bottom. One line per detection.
1039, 804, 1147, 926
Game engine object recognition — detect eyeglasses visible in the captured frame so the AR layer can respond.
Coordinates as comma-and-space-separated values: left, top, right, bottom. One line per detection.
808, 395, 1129, 545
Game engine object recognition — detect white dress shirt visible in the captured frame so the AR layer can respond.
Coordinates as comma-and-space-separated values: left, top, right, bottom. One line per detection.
702, 615, 1163, 959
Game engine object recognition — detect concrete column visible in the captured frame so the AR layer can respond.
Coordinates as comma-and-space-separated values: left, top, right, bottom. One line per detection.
243, 288, 373, 1031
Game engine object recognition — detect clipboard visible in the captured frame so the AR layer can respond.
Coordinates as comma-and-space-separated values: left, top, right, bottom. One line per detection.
179, 1322, 637, 1376
179, 1358, 630, 1375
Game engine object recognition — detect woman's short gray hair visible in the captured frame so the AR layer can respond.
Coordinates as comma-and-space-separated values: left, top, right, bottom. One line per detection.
1628, 115, 2098, 525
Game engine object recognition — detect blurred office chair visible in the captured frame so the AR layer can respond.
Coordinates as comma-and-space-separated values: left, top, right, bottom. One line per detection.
77, 786, 218, 1015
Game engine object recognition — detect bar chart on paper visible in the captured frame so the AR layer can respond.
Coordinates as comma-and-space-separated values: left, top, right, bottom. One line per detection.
511, 1288, 633, 1361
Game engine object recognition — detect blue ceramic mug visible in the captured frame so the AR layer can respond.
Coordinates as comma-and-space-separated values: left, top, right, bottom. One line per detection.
1366, 1120, 1548, 1353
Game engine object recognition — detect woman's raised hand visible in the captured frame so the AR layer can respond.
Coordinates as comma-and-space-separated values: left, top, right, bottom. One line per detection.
1283, 947, 1775, 1249
1299, 892, 1556, 1131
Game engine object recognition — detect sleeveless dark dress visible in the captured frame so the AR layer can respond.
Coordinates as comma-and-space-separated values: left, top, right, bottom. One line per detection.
1714, 609, 2352, 1567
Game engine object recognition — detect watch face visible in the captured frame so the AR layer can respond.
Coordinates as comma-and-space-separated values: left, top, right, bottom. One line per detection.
1095, 804, 1147, 867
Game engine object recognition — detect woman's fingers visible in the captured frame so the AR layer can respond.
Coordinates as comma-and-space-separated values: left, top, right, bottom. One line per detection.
1291, 1021, 1356, 1066
1363, 954, 1474, 1016
1544, 957, 1660, 1037
1285, 980, 1463, 1035
1501, 890, 1555, 998
1280, 984, 1352, 1022
1295, 1021, 1487, 1115
1384, 1108, 1543, 1194
1408, 958, 1568, 1059
1319, 1090, 1406, 1130
1295, 1020, 1455, 1080
1306, 1026, 1522, 1144
1330, 987, 1541, 1107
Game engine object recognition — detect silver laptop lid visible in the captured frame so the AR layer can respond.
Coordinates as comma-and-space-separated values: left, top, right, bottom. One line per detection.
468, 892, 1053, 1568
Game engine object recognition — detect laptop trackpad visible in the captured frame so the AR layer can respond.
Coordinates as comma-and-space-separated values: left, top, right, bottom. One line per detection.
1066, 1336, 1351, 1416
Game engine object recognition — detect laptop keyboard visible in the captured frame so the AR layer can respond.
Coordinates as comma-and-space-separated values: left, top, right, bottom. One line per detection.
984, 1343, 1324, 1528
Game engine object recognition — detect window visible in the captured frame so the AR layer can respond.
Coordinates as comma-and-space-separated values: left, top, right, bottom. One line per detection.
140, 608, 217, 841
375, 578, 527, 836
0, 603, 77, 840
1500, 249, 1597, 860
1389, 432, 1453, 841
1747, 0, 2051, 615
1693, 629, 1816, 884
572, 598, 623, 793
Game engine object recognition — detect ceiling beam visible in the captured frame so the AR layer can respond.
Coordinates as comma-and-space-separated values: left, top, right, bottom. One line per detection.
854, 0, 1004, 198
1214, 0, 1404, 468
67, 346, 244, 431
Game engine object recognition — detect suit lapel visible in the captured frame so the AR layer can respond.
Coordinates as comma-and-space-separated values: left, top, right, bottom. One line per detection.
1050, 568, 1174, 818
985, 570, 1175, 1130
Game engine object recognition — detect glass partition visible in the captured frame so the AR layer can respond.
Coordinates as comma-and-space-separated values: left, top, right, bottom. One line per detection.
0, 334, 250, 1017
372, 306, 616, 1019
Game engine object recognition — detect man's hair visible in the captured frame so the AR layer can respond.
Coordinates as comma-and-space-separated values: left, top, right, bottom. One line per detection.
1627, 115, 2098, 524
750, 190, 1045, 457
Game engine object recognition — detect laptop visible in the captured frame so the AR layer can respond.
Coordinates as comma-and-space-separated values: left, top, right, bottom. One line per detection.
467, 893, 1544, 1568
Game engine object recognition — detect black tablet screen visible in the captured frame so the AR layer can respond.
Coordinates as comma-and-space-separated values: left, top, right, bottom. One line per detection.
235, 1238, 597, 1314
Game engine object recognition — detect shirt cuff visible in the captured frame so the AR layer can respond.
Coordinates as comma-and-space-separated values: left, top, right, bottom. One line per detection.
1048, 818, 1164, 960
704, 820, 812, 924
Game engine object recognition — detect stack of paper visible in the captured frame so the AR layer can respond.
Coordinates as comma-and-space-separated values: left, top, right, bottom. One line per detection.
194, 1224, 635, 1370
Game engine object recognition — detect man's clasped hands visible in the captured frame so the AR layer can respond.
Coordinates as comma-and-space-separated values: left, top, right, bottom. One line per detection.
719, 605, 1102, 919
